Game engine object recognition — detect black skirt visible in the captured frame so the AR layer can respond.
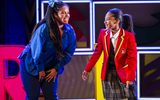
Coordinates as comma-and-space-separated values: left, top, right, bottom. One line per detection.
102, 70, 137, 100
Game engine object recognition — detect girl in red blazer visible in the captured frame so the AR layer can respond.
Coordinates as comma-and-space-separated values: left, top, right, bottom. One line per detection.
82, 8, 137, 100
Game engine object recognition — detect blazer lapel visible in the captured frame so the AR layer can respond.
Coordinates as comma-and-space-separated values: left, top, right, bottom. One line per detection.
115, 29, 125, 58
104, 30, 110, 56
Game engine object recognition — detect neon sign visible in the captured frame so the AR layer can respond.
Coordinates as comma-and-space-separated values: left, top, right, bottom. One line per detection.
0, 45, 25, 100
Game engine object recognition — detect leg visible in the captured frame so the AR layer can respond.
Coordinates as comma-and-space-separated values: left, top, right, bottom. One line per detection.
41, 75, 59, 100
128, 81, 137, 100
20, 59, 40, 100
102, 81, 114, 100
102, 81, 107, 98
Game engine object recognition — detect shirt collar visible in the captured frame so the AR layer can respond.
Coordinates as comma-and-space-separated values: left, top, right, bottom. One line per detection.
110, 29, 120, 39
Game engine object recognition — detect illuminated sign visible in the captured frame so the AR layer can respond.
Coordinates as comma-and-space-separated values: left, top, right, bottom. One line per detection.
0, 45, 25, 100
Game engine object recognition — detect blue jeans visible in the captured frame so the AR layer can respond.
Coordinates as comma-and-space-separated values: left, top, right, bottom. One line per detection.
20, 59, 59, 100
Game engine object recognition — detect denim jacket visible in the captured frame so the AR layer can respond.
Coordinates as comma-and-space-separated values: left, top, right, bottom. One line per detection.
18, 23, 76, 76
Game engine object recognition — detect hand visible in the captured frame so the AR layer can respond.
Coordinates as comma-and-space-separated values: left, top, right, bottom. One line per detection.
45, 68, 57, 83
39, 71, 46, 81
126, 81, 133, 88
82, 70, 88, 81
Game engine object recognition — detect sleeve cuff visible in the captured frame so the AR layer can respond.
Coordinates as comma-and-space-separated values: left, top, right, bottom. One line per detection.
54, 64, 60, 72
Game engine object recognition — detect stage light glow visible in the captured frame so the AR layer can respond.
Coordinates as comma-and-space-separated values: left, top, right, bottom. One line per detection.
36, 0, 39, 23
74, 51, 93, 55
93, 1, 160, 4
137, 47, 160, 50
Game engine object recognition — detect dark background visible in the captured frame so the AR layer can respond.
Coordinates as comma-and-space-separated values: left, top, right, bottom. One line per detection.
0, 0, 160, 99
94, 3, 160, 46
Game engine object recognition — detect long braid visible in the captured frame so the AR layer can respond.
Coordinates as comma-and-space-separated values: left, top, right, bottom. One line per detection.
46, 2, 67, 60
48, 8, 63, 59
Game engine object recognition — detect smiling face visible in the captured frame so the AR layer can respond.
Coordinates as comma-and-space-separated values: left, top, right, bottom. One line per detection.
104, 12, 120, 30
55, 5, 70, 25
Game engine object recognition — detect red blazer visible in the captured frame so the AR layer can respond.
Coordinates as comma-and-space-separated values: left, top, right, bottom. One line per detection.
85, 28, 137, 84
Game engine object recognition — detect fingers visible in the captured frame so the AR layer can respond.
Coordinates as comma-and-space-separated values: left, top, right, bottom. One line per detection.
126, 81, 133, 88
126, 82, 129, 88
39, 71, 46, 81
82, 70, 88, 81
45, 69, 57, 82
47, 70, 51, 73
45, 73, 55, 82
39, 69, 57, 82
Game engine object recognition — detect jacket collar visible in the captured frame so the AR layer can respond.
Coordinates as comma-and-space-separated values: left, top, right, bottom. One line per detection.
104, 28, 125, 58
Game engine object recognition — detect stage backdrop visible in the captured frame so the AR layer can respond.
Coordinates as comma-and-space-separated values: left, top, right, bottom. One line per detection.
0, 0, 160, 100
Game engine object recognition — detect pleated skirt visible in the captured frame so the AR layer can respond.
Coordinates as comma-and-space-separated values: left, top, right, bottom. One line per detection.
102, 70, 137, 100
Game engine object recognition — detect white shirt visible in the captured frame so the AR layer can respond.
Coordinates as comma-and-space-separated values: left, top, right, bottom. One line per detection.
110, 29, 120, 49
